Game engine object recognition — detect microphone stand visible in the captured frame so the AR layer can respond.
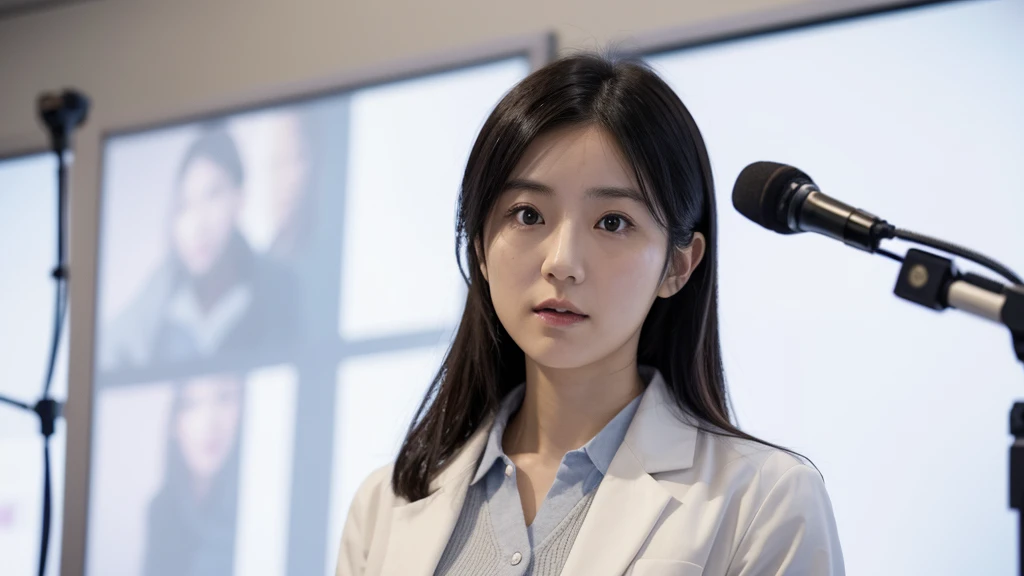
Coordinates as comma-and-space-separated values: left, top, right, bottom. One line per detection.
888, 246, 1024, 574
0, 89, 88, 576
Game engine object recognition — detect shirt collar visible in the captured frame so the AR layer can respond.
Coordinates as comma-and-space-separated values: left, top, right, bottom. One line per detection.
583, 391, 642, 474
470, 366, 652, 485
471, 384, 524, 485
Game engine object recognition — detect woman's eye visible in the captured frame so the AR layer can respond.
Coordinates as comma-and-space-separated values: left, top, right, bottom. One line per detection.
513, 207, 543, 226
508, 206, 632, 233
598, 214, 632, 233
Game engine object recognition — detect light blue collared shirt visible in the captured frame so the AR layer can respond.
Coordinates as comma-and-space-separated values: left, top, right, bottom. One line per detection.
470, 379, 644, 552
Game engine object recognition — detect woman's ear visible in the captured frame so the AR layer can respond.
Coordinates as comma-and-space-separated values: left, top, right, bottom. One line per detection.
474, 238, 488, 282
657, 232, 706, 298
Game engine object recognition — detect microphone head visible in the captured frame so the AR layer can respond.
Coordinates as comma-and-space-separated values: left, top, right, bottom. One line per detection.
732, 161, 813, 235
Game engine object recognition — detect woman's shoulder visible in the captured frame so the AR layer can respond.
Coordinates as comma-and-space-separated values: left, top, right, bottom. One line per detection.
351, 463, 397, 507
649, 425, 842, 562
341, 464, 398, 552
661, 426, 841, 559
706, 428, 812, 471
98, 263, 176, 370
634, 422, 843, 574
683, 425, 825, 502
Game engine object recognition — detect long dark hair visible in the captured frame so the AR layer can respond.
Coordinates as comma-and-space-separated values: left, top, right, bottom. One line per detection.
166, 124, 252, 289
393, 52, 782, 501
175, 124, 245, 190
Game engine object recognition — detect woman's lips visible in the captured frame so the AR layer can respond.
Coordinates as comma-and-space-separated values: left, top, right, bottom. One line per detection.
535, 309, 589, 326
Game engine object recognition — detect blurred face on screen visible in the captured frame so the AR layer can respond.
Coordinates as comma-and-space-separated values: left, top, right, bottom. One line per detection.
478, 124, 700, 371
268, 113, 310, 233
173, 157, 242, 276
175, 374, 242, 486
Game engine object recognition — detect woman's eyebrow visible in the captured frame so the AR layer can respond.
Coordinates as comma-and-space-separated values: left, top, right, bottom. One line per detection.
502, 178, 645, 205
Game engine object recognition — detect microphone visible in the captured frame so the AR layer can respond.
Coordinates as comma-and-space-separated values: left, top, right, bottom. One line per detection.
37, 89, 90, 154
732, 161, 895, 252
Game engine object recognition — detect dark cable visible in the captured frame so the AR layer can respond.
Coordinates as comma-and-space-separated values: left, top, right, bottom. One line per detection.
0, 394, 31, 411
875, 247, 904, 263
894, 228, 1022, 286
40, 440, 52, 576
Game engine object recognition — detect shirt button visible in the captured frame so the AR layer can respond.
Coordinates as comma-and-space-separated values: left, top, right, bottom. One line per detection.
511, 551, 522, 565
504, 464, 514, 477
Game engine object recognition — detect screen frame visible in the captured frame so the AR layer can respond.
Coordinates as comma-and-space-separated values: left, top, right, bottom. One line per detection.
62, 31, 555, 576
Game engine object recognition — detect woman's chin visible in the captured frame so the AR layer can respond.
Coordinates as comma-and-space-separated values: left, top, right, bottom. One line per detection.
522, 344, 603, 371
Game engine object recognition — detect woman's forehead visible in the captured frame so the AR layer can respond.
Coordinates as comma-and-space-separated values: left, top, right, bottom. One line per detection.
508, 124, 639, 196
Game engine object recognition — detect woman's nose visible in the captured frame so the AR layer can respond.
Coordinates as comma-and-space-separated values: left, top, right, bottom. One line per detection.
540, 220, 585, 284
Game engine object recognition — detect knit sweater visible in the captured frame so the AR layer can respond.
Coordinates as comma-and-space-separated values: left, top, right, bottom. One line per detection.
434, 480, 597, 575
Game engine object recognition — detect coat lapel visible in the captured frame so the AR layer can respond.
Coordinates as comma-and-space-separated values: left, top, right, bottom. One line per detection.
560, 368, 699, 574
379, 418, 492, 576
378, 368, 698, 576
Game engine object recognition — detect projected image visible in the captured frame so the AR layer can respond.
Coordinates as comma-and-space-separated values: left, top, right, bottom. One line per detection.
96, 104, 340, 373
86, 365, 297, 576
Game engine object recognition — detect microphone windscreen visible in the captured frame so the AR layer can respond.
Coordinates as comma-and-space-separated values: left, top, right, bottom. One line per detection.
732, 161, 811, 235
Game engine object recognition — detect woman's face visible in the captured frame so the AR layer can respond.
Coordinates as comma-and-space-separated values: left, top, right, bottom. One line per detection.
173, 157, 242, 276
479, 124, 703, 372
174, 374, 243, 482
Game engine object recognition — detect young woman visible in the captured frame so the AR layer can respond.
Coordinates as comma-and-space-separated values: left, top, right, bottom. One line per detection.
99, 126, 299, 371
143, 373, 244, 576
337, 53, 844, 576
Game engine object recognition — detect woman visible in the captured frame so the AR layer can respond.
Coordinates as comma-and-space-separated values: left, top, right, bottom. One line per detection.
143, 373, 244, 576
99, 125, 299, 371
337, 54, 844, 575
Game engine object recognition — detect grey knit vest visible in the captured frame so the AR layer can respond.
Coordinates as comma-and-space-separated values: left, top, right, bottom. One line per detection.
433, 481, 597, 576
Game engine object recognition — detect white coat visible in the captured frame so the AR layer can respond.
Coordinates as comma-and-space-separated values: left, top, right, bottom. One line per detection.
336, 369, 844, 575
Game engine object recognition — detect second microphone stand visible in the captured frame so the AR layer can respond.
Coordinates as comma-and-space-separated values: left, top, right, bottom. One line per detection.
889, 245, 1024, 574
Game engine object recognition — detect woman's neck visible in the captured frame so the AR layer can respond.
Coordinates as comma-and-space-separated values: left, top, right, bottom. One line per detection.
503, 357, 645, 463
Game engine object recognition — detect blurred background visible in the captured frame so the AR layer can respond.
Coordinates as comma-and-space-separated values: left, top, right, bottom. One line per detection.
0, 0, 1022, 575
